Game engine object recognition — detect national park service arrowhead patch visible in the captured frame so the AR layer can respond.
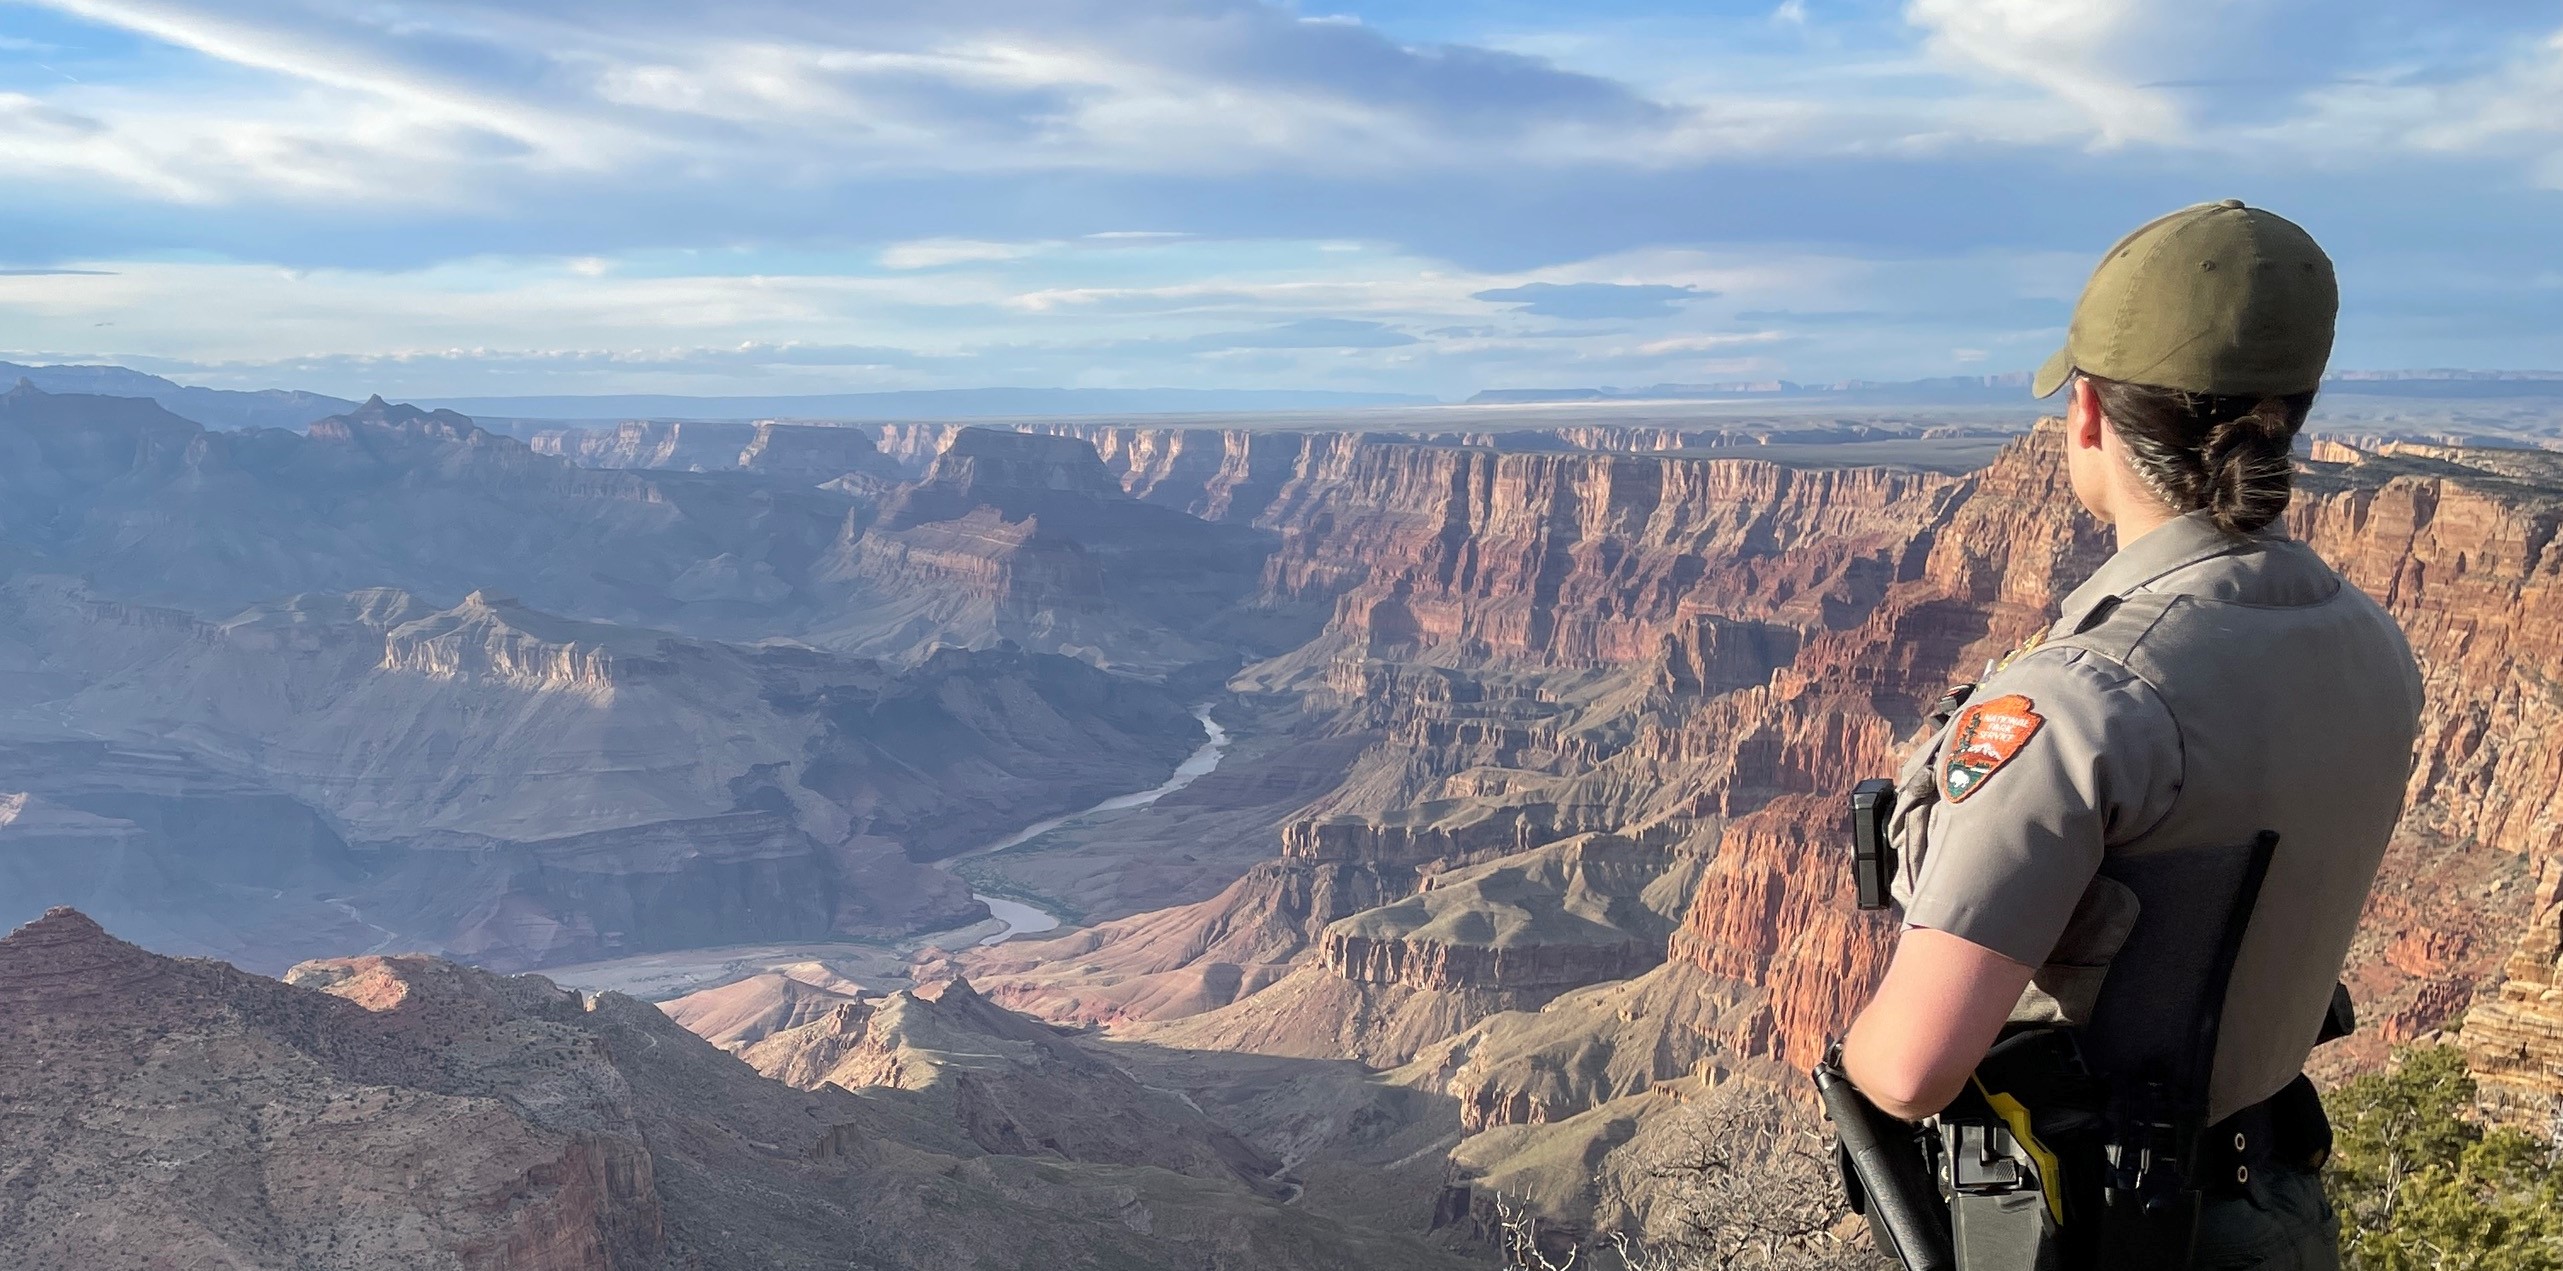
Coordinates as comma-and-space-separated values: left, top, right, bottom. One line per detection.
1941, 694, 2045, 803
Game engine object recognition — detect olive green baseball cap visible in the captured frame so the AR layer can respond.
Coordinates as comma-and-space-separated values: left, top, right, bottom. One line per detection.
2032, 199, 2337, 399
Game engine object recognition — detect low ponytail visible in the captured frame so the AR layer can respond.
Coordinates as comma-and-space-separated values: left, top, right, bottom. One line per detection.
2087, 376, 2316, 536
2196, 399, 2301, 535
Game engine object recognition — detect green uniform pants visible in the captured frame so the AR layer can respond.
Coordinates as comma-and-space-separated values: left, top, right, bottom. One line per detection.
2191, 1165, 2340, 1271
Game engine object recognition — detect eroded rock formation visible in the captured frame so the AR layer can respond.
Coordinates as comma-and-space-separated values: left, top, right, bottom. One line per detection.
740, 976, 1288, 1191
0, 909, 1474, 1271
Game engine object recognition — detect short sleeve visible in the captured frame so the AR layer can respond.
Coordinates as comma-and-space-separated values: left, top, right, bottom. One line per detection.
1901, 647, 2182, 968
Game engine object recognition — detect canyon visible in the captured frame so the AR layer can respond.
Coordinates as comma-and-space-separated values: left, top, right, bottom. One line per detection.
4, 380, 2560, 1267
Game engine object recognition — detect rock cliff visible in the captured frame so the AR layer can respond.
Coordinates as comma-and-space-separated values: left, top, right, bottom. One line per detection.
1478, 433, 2563, 1135
0, 575, 1202, 969
817, 427, 1279, 675
952, 419, 2563, 1152
0, 908, 665, 1271
2290, 447, 2563, 1120
0, 909, 1474, 1271
736, 421, 903, 484
527, 418, 760, 471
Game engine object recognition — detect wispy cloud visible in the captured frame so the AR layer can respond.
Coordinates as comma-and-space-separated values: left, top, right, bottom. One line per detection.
0, 0, 2558, 395
880, 239, 1057, 269
1631, 330, 1785, 356
1472, 282, 1714, 320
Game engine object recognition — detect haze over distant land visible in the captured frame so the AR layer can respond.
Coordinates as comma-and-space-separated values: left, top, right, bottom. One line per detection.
13, 359, 2563, 439
421, 386, 1437, 420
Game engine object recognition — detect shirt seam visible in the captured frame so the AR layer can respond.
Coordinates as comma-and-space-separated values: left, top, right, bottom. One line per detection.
2007, 627, 2188, 847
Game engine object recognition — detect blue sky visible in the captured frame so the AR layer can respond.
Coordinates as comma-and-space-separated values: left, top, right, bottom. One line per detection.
1, 0, 2559, 400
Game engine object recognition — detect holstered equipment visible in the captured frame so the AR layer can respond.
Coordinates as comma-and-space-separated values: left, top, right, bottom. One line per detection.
1819, 806, 2341, 1271
1937, 1027, 2106, 1270
1816, 1043, 1953, 1271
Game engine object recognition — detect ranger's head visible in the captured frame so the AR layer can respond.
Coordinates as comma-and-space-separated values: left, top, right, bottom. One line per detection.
2035, 200, 2337, 537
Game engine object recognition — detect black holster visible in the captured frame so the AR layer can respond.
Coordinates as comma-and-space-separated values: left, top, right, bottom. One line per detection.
1815, 1046, 1954, 1271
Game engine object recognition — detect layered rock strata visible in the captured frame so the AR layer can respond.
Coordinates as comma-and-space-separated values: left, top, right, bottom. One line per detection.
0, 576, 1201, 968
2464, 859, 2563, 1125
815, 428, 1281, 675
0, 909, 1474, 1271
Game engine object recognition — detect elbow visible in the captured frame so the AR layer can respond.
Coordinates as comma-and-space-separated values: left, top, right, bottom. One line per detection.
1861, 1074, 1961, 1123
1839, 1028, 1970, 1121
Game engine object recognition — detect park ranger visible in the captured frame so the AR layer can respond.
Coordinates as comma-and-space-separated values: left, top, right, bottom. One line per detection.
1834, 201, 2425, 1269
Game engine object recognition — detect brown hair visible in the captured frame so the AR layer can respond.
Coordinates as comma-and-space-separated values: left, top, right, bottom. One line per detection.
2082, 375, 2315, 536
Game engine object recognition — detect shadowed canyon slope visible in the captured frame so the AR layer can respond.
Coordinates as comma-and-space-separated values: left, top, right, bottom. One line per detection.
0, 388, 1257, 970
7, 382, 2563, 1265
0, 909, 1467, 1271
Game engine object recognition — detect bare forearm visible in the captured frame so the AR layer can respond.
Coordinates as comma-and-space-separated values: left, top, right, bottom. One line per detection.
1841, 926, 2037, 1121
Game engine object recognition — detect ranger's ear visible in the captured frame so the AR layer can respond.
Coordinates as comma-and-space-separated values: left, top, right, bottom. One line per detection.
2067, 377, 2108, 453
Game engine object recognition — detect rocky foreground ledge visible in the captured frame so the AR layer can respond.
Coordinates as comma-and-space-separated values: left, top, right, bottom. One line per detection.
0, 908, 1470, 1271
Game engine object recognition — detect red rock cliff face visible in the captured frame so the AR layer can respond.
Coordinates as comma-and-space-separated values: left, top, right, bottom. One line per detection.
1671, 436, 2563, 1087
1074, 427, 1314, 523
953, 423, 2563, 1108
2287, 455, 2563, 1116
1663, 425, 2107, 1068
961, 435, 1998, 1045
1252, 441, 1960, 665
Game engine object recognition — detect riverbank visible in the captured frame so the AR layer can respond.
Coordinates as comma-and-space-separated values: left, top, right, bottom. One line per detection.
944, 703, 1231, 946
545, 703, 1234, 1001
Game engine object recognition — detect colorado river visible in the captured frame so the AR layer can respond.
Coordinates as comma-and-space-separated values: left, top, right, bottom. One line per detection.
945, 704, 1230, 946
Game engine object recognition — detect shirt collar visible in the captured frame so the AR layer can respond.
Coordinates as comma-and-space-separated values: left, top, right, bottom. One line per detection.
2056, 510, 2276, 633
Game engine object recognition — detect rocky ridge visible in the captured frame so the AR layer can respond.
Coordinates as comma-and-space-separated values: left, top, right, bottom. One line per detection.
926, 418, 2563, 1222
0, 908, 1472, 1271
0, 396, 1300, 970
815, 427, 1280, 675
0, 563, 1204, 972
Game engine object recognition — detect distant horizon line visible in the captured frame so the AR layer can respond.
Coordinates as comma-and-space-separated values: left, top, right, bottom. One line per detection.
13, 359, 2563, 401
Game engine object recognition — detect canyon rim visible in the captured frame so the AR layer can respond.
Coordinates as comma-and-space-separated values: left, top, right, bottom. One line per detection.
3, 383, 2560, 1268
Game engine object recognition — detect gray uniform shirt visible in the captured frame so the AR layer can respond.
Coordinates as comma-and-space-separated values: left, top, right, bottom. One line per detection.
1890, 510, 2423, 1121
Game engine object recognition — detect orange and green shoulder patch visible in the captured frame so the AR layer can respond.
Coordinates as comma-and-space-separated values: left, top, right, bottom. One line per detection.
1940, 694, 2045, 803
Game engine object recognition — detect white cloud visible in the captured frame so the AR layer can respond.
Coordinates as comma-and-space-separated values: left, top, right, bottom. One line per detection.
2, 0, 1711, 206
0, 239, 2069, 397
880, 239, 1054, 269
1632, 330, 1786, 355
1903, 0, 2190, 144
11, 0, 2546, 221
1904, 0, 2563, 164
6, 0, 2561, 393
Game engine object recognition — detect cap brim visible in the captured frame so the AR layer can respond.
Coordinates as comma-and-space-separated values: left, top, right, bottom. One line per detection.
2031, 346, 2074, 399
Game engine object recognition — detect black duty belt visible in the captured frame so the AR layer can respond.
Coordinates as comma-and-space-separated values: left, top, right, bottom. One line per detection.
2196, 1074, 2332, 1197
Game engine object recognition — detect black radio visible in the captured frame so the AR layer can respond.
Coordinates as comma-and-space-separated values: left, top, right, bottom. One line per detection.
1851, 777, 1897, 912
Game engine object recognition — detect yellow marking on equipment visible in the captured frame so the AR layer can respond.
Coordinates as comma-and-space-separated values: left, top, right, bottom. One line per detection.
1977, 1081, 2068, 1226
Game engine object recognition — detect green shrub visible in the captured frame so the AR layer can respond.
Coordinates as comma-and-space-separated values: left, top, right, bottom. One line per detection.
2325, 1045, 2563, 1271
